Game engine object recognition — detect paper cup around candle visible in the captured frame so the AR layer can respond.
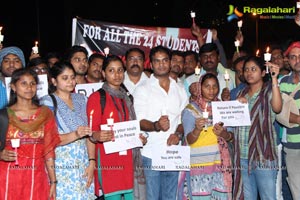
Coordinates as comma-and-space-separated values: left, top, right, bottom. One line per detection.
203, 111, 209, 119
107, 118, 114, 126
11, 138, 20, 148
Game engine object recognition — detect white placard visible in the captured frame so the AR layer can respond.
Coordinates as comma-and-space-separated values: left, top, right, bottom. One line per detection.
297, 2, 300, 8
211, 100, 251, 127
101, 120, 143, 154
205, 29, 212, 43
5, 74, 48, 101
75, 82, 103, 97
151, 145, 190, 171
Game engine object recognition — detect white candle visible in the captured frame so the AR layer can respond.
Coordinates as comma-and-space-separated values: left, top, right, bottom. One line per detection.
89, 110, 94, 136
234, 40, 240, 53
107, 112, 114, 126
190, 11, 196, 24
264, 47, 271, 62
203, 103, 209, 118
264, 47, 271, 74
107, 112, 114, 141
237, 20, 243, 30
195, 66, 201, 76
104, 47, 110, 57
224, 70, 230, 80
32, 41, 39, 54
0, 27, 4, 43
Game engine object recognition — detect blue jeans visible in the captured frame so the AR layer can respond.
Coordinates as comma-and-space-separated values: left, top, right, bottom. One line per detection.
142, 156, 179, 200
240, 159, 277, 200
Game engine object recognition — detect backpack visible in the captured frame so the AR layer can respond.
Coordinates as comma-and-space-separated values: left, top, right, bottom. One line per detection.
0, 108, 9, 151
97, 83, 133, 115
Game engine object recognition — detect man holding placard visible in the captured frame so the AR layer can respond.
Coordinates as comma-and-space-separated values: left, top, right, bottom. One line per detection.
133, 45, 188, 200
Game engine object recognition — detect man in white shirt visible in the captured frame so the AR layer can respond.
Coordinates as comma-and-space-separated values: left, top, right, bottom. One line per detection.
185, 43, 235, 99
123, 48, 149, 94
133, 45, 188, 200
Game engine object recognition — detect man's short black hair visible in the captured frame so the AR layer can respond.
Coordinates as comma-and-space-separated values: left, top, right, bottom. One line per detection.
199, 43, 219, 55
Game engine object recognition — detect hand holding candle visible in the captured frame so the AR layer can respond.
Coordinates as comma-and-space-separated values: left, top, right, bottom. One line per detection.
107, 112, 115, 141
0, 27, 4, 44
190, 11, 196, 24
264, 47, 271, 74
32, 41, 39, 54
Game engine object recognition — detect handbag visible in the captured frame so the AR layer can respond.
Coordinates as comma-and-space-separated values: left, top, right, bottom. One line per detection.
276, 85, 300, 128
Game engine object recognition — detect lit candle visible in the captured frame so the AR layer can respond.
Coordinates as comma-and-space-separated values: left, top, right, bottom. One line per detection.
107, 112, 115, 141
104, 47, 110, 57
224, 70, 230, 88
256, 49, 260, 57
203, 103, 209, 131
237, 20, 243, 31
264, 47, 271, 74
11, 130, 20, 165
89, 109, 94, 136
32, 41, 39, 54
0, 27, 4, 44
190, 11, 196, 24
195, 66, 201, 76
234, 40, 240, 53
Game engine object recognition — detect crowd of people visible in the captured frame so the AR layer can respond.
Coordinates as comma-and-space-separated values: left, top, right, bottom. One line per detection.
0, 22, 299, 200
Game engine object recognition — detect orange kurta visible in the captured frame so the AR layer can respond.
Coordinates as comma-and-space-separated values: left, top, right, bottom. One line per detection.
0, 106, 60, 200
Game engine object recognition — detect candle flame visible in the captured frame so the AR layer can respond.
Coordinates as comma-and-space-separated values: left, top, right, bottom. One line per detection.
0, 27, 2, 31
109, 112, 113, 118
13, 130, 18, 138
256, 49, 260, 56
35, 41, 38, 46
104, 47, 110, 56
266, 46, 269, 53
90, 109, 94, 115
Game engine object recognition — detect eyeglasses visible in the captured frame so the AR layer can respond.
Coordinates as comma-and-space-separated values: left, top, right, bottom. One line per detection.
289, 54, 300, 61
33, 68, 47, 73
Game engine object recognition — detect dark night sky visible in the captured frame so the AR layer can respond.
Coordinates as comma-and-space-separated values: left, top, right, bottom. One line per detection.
1, 0, 300, 62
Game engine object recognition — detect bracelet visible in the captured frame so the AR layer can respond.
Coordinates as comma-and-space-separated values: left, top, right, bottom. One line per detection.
89, 158, 96, 162
89, 135, 97, 143
272, 83, 279, 87
190, 128, 200, 138
225, 132, 233, 142
49, 180, 58, 184
153, 121, 161, 132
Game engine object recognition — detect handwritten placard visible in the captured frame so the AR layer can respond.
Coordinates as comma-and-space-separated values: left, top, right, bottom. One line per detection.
151, 145, 190, 171
101, 120, 142, 154
212, 100, 251, 126
75, 82, 103, 97
5, 74, 48, 101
